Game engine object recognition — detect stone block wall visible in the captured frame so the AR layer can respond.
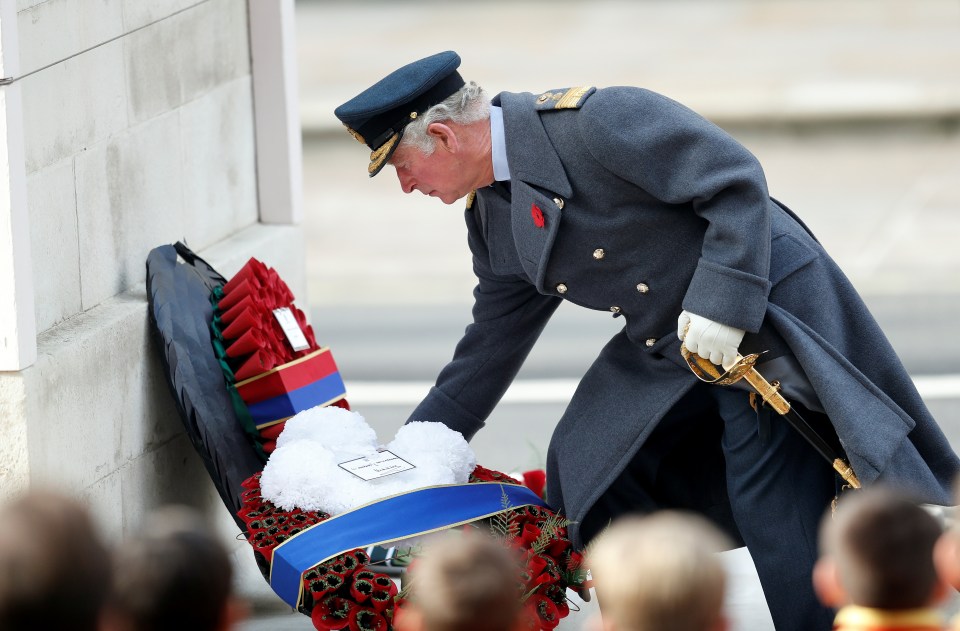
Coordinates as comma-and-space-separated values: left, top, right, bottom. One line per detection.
1, 0, 305, 562
20, 0, 258, 333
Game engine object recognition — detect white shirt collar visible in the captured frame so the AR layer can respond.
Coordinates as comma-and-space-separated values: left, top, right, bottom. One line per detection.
489, 105, 510, 182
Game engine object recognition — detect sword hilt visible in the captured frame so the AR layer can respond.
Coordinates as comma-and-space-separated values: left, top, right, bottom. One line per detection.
680, 346, 787, 412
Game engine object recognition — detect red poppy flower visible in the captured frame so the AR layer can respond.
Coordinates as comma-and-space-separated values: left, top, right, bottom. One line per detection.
368, 589, 393, 613
525, 553, 548, 580
543, 584, 570, 618
528, 593, 561, 630
520, 523, 542, 547
352, 550, 370, 566
521, 469, 547, 498
371, 574, 397, 598
311, 596, 354, 630
566, 550, 584, 571
350, 578, 373, 603
531, 204, 546, 228
348, 607, 387, 631
546, 537, 571, 557
309, 578, 334, 602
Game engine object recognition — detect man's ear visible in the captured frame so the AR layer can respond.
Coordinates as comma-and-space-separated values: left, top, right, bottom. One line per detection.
812, 556, 847, 608
427, 122, 458, 153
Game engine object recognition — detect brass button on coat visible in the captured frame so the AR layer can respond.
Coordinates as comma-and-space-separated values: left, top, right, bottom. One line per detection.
556, 283, 568, 294
636, 282, 649, 294
553, 197, 564, 209
610, 306, 622, 315
645, 338, 657, 347
593, 248, 605, 260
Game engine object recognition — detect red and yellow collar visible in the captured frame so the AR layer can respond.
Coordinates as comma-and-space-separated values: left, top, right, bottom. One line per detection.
834, 605, 944, 631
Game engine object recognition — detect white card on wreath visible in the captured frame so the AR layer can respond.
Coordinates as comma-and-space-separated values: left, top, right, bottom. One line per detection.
338, 450, 416, 482
272, 307, 310, 351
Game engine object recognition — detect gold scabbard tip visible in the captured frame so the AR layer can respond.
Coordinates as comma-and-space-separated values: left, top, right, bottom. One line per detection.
832, 458, 861, 489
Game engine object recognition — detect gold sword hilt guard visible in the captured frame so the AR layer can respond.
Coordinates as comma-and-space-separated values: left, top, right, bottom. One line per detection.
679, 343, 862, 490
680, 347, 791, 416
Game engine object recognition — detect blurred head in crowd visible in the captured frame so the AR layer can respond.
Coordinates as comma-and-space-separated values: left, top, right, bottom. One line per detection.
0, 490, 112, 631
395, 533, 524, 631
814, 487, 946, 611
587, 511, 731, 631
108, 506, 246, 631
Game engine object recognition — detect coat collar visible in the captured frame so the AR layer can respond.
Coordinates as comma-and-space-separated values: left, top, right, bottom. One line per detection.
496, 91, 573, 199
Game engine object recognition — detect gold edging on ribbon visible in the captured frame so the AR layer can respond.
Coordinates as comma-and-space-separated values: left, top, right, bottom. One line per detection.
268, 482, 540, 609
234, 347, 331, 388
253, 394, 347, 431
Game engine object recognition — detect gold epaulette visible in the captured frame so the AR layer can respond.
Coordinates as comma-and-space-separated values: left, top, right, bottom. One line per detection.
534, 86, 596, 111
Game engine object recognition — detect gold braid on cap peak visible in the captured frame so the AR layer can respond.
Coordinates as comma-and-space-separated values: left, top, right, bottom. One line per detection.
368, 133, 399, 175
343, 124, 366, 145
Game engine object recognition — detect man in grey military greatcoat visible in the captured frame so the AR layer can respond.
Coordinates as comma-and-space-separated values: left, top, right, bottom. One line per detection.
334, 51, 960, 631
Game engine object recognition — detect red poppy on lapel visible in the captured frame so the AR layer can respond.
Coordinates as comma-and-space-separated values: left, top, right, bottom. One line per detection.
531, 203, 545, 228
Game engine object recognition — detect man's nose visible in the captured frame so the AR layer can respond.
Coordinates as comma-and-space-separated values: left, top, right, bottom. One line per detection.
397, 171, 415, 194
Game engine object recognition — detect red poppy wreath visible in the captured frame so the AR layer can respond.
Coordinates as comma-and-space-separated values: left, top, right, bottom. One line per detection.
208, 257, 589, 631
236, 408, 589, 631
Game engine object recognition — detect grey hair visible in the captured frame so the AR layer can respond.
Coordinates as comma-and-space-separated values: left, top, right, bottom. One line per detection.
400, 81, 490, 155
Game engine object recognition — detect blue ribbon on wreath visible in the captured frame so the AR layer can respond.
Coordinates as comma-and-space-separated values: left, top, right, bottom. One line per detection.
269, 482, 550, 608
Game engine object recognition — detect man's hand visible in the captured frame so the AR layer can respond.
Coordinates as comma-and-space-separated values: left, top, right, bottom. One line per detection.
677, 310, 745, 369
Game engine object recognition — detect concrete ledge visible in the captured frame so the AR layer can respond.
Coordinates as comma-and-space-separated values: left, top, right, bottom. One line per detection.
201, 222, 308, 303
0, 376, 28, 502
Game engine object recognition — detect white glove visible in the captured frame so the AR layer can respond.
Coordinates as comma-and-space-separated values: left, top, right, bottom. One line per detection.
677, 310, 746, 369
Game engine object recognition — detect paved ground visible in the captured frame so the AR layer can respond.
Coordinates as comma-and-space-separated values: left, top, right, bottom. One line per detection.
242, 1, 960, 629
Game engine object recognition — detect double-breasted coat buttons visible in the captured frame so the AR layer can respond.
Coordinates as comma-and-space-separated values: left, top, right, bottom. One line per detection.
636, 282, 649, 294
593, 248, 605, 260
645, 338, 657, 347
610, 306, 622, 317
556, 283, 568, 294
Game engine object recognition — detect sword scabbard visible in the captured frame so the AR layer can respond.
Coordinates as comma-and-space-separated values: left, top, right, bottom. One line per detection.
832, 458, 862, 489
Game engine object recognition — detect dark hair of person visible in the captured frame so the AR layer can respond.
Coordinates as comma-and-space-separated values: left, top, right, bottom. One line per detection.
827, 489, 942, 609
0, 491, 112, 631
110, 506, 233, 631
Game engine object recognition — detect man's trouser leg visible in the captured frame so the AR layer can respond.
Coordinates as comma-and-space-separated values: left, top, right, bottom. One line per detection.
712, 387, 837, 631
